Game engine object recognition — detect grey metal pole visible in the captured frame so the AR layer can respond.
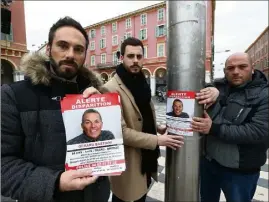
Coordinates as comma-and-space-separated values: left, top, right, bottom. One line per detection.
165, 1, 206, 202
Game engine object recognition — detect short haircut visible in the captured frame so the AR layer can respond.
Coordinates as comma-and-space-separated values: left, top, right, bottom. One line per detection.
120, 37, 144, 56
48, 16, 89, 50
82, 109, 102, 123
173, 99, 183, 106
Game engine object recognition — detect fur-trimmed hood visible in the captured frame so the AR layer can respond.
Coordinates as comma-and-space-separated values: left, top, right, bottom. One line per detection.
20, 52, 104, 90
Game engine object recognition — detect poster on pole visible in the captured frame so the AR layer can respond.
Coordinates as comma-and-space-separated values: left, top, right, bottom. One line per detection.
166, 91, 195, 136
60, 93, 125, 176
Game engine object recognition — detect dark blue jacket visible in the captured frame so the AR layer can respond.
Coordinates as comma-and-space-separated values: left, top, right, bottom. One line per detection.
205, 70, 269, 171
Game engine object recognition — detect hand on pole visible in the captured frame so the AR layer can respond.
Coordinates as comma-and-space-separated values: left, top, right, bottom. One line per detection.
191, 111, 212, 134
196, 87, 219, 109
157, 134, 184, 150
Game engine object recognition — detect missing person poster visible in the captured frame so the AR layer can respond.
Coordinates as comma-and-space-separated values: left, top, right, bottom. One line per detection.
166, 91, 195, 136
60, 93, 125, 176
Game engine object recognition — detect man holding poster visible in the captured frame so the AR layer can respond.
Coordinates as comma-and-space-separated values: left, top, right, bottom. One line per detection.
82, 37, 220, 202
1, 17, 109, 202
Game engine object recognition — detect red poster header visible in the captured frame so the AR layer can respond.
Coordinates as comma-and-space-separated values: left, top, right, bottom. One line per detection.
61, 93, 120, 112
167, 91, 196, 99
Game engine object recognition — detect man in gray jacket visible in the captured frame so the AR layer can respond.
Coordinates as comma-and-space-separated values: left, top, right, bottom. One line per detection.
192, 52, 269, 202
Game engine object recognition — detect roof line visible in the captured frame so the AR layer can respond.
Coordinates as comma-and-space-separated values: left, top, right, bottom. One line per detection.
84, 1, 165, 30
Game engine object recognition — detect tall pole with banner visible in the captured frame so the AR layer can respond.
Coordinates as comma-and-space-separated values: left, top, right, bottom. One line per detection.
164, 1, 206, 202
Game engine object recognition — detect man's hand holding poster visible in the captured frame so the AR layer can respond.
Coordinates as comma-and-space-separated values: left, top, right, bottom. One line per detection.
60, 93, 125, 176
166, 91, 195, 136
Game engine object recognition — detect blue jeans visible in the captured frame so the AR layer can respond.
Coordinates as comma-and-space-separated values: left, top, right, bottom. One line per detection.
200, 157, 260, 202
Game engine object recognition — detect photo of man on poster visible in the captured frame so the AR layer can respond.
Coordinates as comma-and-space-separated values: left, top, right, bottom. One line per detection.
166, 99, 190, 118
67, 108, 115, 145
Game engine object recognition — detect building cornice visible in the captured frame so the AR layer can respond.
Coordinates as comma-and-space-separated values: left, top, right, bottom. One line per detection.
84, 1, 165, 30
1, 47, 29, 53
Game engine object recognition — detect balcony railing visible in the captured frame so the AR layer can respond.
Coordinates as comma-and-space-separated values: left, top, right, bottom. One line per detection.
96, 61, 121, 69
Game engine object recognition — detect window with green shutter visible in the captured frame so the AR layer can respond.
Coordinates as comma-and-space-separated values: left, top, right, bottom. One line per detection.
155, 25, 166, 37
100, 38, 106, 49
140, 29, 147, 40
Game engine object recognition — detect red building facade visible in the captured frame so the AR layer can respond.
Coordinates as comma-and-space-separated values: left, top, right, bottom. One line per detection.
85, 1, 215, 95
1, 0, 28, 85
245, 26, 268, 78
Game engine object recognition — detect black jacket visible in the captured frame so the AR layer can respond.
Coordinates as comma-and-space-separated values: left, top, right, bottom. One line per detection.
1, 52, 110, 202
205, 70, 269, 171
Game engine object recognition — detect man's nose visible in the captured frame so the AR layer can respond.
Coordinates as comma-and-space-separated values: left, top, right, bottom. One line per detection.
133, 56, 138, 63
233, 67, 241, 74
91, 123, 97, 128
66, 48, 75, 59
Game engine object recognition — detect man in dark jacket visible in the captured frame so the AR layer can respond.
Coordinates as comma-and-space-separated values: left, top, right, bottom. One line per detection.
191, 52, 269, 202
1, 17, 110, 202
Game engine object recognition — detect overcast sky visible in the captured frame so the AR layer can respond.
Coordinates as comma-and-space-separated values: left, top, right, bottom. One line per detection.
24, 1, 268, 78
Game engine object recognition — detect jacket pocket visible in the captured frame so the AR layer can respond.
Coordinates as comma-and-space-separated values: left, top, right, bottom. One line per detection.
223, 100, 252, 124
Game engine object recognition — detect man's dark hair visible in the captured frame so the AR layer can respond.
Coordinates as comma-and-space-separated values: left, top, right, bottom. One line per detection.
48, 16, 89, 50
82, 109, 102, 123
120, 37, 144, 56
173, 99, 183, 106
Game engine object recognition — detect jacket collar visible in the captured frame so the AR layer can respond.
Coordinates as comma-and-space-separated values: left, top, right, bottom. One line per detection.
216, 69, 268, 100
20, 52, 104, 91
113, 73, 156, 123
114, 73, 141, 116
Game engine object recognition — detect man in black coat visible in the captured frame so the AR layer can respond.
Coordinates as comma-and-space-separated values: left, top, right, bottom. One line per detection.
1, 17, 110, 202
191, 52, 269, 202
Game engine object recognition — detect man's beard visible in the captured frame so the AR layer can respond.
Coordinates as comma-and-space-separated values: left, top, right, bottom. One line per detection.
123, 62, 142, 74
49, 56, 80, 80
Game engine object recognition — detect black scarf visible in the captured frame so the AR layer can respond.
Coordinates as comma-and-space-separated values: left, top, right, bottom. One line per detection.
116, 64, 160, 175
